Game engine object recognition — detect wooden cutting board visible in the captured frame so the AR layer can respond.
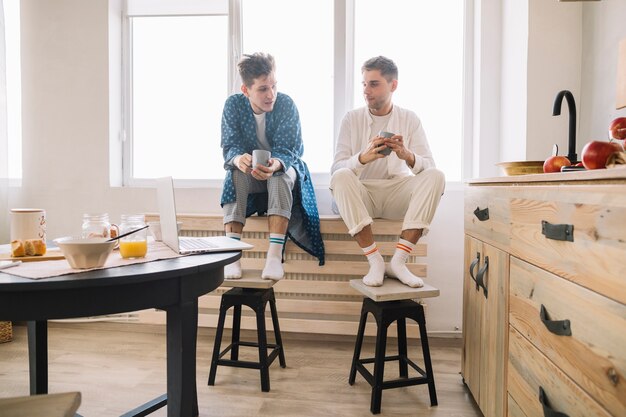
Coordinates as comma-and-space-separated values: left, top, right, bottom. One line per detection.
0, 250, 65, 262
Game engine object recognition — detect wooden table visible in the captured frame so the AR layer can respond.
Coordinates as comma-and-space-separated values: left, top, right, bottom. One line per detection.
0, 251, 240, 417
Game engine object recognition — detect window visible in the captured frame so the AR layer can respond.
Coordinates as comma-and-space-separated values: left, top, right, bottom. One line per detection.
3, 0, 22, 180
124, 1, 229, 182
354, 0, 464, 181
121, 0, 466, 184
242, 0, 334, 175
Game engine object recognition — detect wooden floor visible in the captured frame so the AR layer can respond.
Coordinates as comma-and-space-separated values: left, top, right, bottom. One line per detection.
0, 322, 481, 417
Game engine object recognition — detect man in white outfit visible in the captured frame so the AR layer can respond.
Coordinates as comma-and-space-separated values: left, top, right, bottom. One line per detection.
330, 56, 445, 288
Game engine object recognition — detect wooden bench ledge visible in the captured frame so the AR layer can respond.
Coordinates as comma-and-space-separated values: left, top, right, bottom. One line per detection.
139, 213, 432, 337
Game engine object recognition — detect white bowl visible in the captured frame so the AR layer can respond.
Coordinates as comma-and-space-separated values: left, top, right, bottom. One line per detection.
54, 237, 116, 269
148, 221, 183, 241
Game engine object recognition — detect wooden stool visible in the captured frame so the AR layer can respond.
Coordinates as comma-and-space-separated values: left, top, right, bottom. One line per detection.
349, 279, 440, 414
208, 278, 286, 392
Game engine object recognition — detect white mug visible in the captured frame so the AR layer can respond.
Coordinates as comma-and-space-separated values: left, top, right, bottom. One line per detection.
10, 208, 46, 242
252, 149, 271, 167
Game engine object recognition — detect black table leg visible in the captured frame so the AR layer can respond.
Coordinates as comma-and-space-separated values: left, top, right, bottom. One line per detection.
27, 320, 48, 395
166, 300, 199, 417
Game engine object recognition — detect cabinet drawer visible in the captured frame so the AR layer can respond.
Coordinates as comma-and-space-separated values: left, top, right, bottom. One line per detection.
508, 327, 611, 417
507, 185, 626, 304
509, 257, 626, 415
464, 186, 511, 250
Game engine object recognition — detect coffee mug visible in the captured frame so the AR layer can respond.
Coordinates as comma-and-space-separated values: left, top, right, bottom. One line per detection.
252, 149, 271, 167
378, 131, 394, 156
10, 208, 46, 242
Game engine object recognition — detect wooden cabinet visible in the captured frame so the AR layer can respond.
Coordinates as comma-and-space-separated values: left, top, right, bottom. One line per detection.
462, 236, 508, 417
463, 170, 626, 417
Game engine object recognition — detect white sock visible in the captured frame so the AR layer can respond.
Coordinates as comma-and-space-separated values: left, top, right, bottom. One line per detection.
262, 233, 285, 280
224, 232, 242, 279
386, 238, 424, 288
362, 243, 385, 287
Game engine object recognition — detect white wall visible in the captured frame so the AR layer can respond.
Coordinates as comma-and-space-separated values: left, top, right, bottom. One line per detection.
580, 0, 626, 142
8, 0, 624, 336
499, 0, 626, 163
526, 0, 582, 162
499, 0, 528, 163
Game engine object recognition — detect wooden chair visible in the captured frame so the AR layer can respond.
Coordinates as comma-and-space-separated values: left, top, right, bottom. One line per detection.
0, 392, 81, 417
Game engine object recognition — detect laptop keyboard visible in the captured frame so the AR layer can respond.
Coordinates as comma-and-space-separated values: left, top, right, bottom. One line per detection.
179, 237, 217, 250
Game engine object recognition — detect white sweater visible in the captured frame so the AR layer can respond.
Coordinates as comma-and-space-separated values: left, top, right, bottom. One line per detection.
331, 104, 435, 180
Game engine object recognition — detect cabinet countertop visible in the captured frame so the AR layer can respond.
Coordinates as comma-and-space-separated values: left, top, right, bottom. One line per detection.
468, 167, 626, 185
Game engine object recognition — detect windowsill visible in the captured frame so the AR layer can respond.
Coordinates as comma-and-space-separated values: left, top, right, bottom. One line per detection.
117, 176, 464, 191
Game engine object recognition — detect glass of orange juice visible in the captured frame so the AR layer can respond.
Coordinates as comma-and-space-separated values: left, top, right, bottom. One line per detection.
119, 214, 148, 259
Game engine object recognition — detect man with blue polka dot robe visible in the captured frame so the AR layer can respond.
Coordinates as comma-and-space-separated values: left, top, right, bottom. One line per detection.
220, 53, 325, 280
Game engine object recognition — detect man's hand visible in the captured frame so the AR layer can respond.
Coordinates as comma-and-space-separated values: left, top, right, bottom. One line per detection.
235, 154, 253, 173
358, 135, 388, 165
252, 158, 282, 181
384, 135, 415, 168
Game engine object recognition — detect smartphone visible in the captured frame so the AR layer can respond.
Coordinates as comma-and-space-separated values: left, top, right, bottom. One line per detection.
0, 260, 22, 270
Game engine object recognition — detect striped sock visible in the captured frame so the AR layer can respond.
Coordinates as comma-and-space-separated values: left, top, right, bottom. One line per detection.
361, 243, 385, 287
224, 232, 242, 279
387, 238, 423, 288
262, 233, 285, 280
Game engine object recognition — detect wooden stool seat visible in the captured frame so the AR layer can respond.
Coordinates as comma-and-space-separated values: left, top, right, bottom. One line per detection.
349, 278, 439, 414
0, 392, 81, 417
208, 280, 286, 392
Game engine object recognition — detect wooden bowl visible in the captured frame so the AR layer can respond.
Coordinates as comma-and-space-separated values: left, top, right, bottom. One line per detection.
496, 161, 544, 176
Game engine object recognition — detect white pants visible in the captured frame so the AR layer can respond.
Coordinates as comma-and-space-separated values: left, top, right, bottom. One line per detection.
329, 168, 445, 236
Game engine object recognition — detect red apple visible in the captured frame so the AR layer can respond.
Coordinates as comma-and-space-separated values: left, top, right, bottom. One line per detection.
609, 117, 626, 141
581, 141, 622, 170
543, 155, 571, 173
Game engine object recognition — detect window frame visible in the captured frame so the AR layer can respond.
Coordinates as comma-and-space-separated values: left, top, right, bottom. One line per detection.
119, 0, 472, 188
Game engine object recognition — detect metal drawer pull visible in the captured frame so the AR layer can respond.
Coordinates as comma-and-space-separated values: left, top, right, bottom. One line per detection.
540, 305, 572, 336
469, 252, 480, 290
541, 220, 574, 242
476, 256, 489, 298
473, 207, 489, 221
539, 387, 569, 417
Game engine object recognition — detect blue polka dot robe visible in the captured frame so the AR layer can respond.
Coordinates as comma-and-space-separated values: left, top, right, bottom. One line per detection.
220, 92, 325, 265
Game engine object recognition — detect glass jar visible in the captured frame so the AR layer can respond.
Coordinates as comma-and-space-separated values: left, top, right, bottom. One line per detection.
119, 214, 148, 259
82, 213, 117, 239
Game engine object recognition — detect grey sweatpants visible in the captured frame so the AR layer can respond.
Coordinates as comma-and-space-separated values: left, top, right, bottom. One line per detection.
223, 167, 296, 225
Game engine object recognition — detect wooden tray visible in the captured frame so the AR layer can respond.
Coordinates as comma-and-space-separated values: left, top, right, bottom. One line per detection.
0, 250, 65, 262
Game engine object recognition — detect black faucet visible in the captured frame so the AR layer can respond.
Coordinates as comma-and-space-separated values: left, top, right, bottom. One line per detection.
552, 90, 577, 163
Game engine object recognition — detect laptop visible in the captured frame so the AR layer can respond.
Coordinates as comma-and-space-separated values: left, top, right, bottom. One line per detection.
156, 176, 253, 254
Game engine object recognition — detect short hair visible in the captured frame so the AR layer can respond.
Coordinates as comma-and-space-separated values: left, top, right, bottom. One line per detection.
238, 52, 276, 87
361, 56, 398, 82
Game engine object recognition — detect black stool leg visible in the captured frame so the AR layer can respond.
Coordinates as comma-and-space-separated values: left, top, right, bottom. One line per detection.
269, 296, 286, 368
208, 298, 228, 385
417, 306, 437, 406
397, 317, 409, 378
349, 304, 368, 385
256, 301, 271, 392
231, 304, 242, 361
371, 318, 388, 415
